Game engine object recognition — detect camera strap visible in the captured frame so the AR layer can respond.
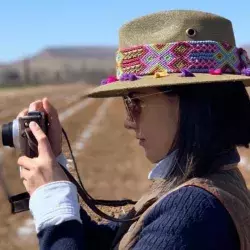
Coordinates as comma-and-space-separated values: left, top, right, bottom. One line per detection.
8, 192, 30, 213
5, 165, 139, 222
60, 164, 140, 222
0, 165, 30, 213
3, 127, 139, 223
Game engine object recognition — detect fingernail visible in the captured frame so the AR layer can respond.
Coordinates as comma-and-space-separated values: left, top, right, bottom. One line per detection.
29, 121, 37, 128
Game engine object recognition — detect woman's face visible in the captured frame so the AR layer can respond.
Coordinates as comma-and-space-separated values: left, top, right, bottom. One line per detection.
124, 88, 179, 163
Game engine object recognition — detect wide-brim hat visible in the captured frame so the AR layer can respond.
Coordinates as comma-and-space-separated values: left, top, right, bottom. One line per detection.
87, 10, 250, 98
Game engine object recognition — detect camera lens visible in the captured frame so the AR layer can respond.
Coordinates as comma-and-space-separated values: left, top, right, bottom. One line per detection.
2, 122, 14, 147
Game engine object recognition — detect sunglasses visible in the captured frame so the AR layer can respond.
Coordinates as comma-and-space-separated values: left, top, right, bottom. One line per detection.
123, 89, 173, 121
123, 95, 143, 121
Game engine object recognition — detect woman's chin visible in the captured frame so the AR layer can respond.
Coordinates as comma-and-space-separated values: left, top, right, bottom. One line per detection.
144, 150, 160, 164
144, 148, 170, 164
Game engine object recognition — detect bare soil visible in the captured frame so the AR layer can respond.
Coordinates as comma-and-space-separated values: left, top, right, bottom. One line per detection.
0, 83, 249, 249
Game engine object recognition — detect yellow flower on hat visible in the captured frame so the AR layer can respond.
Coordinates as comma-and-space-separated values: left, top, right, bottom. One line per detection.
154, 71, 169, 78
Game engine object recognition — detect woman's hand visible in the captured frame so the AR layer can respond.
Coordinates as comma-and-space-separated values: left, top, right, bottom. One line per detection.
17, 98, 62, 157
18, 121, 68, 195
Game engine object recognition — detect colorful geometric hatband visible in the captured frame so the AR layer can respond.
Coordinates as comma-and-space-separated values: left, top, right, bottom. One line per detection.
116, 41, 250, 78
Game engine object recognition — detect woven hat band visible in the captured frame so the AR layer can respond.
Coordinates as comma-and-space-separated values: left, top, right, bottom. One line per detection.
116, 41, 250, 78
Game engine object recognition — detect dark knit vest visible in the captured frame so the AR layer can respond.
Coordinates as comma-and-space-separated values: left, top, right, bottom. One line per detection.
112, 165, 250, 250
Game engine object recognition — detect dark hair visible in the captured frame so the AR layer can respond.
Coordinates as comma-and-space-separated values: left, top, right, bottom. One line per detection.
158, 81, 250, 187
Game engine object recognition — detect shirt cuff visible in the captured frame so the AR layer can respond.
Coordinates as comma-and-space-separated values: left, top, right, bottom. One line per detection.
29, 181, 82, 233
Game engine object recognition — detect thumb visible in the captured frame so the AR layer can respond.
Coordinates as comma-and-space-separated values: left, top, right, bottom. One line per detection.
29, 121, 53, 157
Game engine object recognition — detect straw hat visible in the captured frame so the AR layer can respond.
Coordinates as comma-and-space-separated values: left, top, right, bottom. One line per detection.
87, 10, 250, 98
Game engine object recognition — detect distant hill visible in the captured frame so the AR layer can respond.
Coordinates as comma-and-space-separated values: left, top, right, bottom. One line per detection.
0, 46, 116, 72
38, 46, 116, 59
0, 46, 117, 85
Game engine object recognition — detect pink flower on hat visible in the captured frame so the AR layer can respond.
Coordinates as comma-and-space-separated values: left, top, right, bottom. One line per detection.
101, 75, 118, 85
209, 69, 222, 75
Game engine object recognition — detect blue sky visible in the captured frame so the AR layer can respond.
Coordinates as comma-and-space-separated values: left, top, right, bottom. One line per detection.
0, 0, 249, 61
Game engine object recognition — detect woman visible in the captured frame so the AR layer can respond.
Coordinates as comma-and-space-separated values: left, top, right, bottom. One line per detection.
18, 10, 250, 249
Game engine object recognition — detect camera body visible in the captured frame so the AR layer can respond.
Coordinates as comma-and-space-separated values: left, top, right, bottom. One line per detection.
2, 111, 48, 158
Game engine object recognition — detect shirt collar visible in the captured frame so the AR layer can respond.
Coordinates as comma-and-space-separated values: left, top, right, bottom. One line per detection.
148, 150, 177, 180
148, 148, 240, 180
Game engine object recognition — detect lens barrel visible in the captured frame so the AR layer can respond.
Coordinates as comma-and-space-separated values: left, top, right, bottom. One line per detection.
2, 122, 14, 147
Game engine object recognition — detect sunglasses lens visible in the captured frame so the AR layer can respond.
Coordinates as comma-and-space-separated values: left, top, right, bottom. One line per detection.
123, 97, 141, 120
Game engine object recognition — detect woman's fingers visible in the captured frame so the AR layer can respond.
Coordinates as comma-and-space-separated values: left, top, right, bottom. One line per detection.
18, 156, 34, 170
17, 99, 46, 119
19, 167, 30, 180
17, 108, 28, 118
42, 97, 61, 134
42, 97, 62, 156
42, 98, 59, 120
29, 100, 45, 112
29, 121, 54, 158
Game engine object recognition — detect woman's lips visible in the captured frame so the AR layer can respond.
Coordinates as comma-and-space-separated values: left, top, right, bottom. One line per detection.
139, 139, 145, 146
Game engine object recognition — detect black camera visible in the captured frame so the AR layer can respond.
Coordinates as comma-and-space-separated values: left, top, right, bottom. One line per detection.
2, 111, 48, 158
